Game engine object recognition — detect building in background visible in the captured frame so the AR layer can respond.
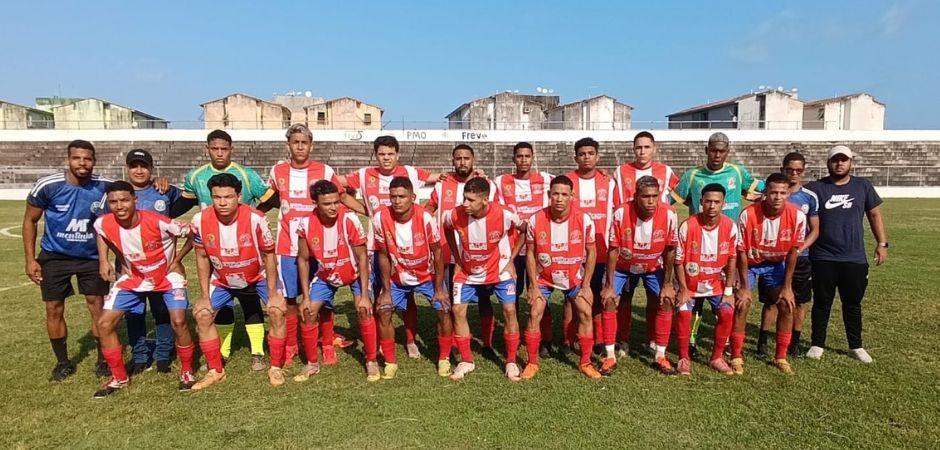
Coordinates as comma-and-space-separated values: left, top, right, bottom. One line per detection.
667, 87, 804, 130
50, 98, 167, 129
545, 95, 632, 130
201, 93, 291, 130
802, 93, 885, 131
303, 97, 383, 129
0, 100, 54, 129
446, 92, 560, 130
273, 91, 325, 122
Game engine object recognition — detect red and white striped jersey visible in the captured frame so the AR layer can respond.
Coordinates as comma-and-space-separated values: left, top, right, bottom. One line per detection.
494, 171, 553, 220
268, 160, 342, 256
427, 176, 497, 264
372, 204, 440, 286
526, 208, 595, 290
94, 210, 188, 292
566, 170, 619, 258
676, 214, 741, 298
442, 203, 520, 285
345, 165, 431, 216
191, 205, 275, 290
298, 208, 367, 287
609, 203, 679, 274
614, 161, 679, 204
738, 202, 806, 265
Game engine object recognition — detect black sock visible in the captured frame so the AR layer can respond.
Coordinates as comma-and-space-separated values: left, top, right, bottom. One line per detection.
789, 330, 802, 350
50, 337, 69, 363
757, 330, 769, 349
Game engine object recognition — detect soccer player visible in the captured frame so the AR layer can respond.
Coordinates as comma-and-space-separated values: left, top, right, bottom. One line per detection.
427, 144, 498, 356
23, 139, 112, 381
180, 129, 276, 371
188, 174, 287, 389
494, 142, 556, 356
600, 176, 679, 375
91, 181, 196, 397
805, 146, 888, 363
611, 132, 679, 356
374, 177, 453, 378
442, 177, 525, 381
672, 132, 762, 356
674, 184, 741, 375
295, 181, 377, 381
521, 175, 601, 380
265, 124, 362, 367
756, 152, 819, 358
565, 137, 619, 356
736, 173, 807, 374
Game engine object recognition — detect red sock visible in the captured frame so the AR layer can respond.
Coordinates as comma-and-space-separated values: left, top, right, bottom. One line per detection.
176, 344, 194, 374
319, 310, 335, 348
592, 316, 603, 343
539, 310, 553, 342
102, 346, 128, 381
617, 301, 632, 341
455, 334, 474, 363
646, 301, 658, 343
285, 313, 299, 351
711, 308, 734, 361
503, 331, 520, 364
267, 335, 286, 368
524, 330, 541, 365
200, 337, 224, 372
775, 331, 792, 360
300, 324, 319, 363
437, 333, 453, 361
404, 297, 418, 344
380, 338, 397, 364
578, 334, 594, 366
730, 331, 746, 359
602, 310, 618, 346
563, 315, 576, 346
359, 317, 378, 362
654, 308, 673, 348
480, 314, 495, 348
677, 310, 692, 360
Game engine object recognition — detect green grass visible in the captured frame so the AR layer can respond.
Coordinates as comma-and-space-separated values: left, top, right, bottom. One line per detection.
0, 199, 938, 449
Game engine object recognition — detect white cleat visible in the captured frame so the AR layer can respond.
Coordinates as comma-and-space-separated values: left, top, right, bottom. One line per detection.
505, 362, 521, 382
851, 348, 873, 363
406, 342, 421, 359
449, 362, 476, 381
806, 346, 825, 360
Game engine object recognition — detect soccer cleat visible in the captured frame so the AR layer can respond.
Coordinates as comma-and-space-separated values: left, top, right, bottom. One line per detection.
806, 346, 824, 360
178, 371, 196, 392
156, 360, 172, 374
539, 343, 551, 359
250, 355, 268, 372
615, 341, 629, 359
449, 362, 476, 381
128, 362, 149, 376
599, 357, 617, 376
437, 360, 452, 377
50, 361, 76, 382
93, 377, 128, 398
292, 362, 321, 382
406, 342, 421, 359
192, 369, 227, 391
283, 346, 298, 369
677, 358, 692, 376
334, 333, 354, 348
382, 363, 399, 380
505, 362, 521, 381
322, 346, 338, 366
521, 363, 539, 380
579, 363, 603, 379
95, 360, 111, 378
366, 361, 381, 382
655, 357, 677, 376
851, 348, 873, 363
197, 357, 227, 373
710, 358, 734, 375
730, 357, 745, 375
268, 366, 286, 387
788, 342, 806, 358
773, 359, 794, 375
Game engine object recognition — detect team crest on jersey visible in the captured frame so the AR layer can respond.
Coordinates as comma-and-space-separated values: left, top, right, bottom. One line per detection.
690, 240, 699, 253
310, 236, 321, 250
154, 200, 167, 212
90, 201, 105, 214
537, 231, 548, 245
719, 242, 730, 254
209, 256, 222, 268
445, 189, 454, 200
368, 175, 378, 187
503, 184, 514, 194
238, 233, 252, 247
487, 230, 502, 243
686, 262, 700, 276
801, 204, 809, 213
623, 178, 633, 189
752, 228, 759, 240
653, 229, 665, 242
570, 230, 582, 244
727, 177, 736, 190
538, 253, 551, 267
277, 177, 286, 188
624, 228, 633, 238
205, 234, 216, 248
780, 229, 792, 241
385, 231, 393, 242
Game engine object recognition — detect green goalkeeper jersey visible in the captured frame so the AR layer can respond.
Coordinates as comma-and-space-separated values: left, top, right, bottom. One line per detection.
671, 162, 764, 220
181, 162, 273, 207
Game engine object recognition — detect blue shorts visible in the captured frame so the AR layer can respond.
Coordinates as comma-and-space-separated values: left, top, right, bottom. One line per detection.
453, 279, 516, 305
538, 285, 582, 302
679, 295, 732, 312
747, 262, 786, 289
209, 280, 269, 311
590, 263, 607, 294
277, 255, 301, 299
309, 278, 363, 308
390, 281, 444, 311
105, 288, 188, 315
612, 269, 664, 297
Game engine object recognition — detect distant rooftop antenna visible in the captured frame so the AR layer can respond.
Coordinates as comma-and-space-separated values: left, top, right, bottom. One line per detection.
777, 86, 784, 91
548, 89, 554, 94
536, 87, 543, 93
304, 90, 312, 98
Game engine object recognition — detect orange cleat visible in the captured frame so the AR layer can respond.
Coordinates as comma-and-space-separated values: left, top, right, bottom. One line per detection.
521, 363, 540, 380
599, 357, 617, 376
579, 363, 603, 379
655, 357, 677, 375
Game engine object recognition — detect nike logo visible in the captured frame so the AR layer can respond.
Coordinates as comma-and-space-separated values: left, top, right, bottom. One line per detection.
824, 195, 854, 209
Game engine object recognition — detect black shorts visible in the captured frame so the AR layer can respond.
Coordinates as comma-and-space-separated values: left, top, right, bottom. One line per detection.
758, 256, 812, 305
38, 251, 109, 302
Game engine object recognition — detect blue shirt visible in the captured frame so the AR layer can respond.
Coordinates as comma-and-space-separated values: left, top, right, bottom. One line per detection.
787, 186, 819, 257
27, 172, 111, 260
805, 176, 882, 264
135, 183, 182, 217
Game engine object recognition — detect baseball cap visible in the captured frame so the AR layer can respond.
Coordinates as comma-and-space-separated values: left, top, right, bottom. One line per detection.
126, 149, 154, 167
827, 145, 853, 160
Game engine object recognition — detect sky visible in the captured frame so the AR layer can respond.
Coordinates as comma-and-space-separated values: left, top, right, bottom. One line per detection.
2, 1, 938, 128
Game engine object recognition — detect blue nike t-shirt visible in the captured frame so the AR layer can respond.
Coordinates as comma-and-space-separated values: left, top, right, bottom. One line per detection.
135, 183, 182, 217
787, 186, 819, 257
805, 176, 882, 264
27, 172, 111, 260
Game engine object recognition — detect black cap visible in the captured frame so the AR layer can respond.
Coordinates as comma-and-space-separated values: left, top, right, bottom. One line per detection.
125, 149, 153, 167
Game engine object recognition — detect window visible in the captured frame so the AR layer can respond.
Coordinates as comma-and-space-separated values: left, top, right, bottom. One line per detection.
317, 111, 326, 125
363, 113, 372, 125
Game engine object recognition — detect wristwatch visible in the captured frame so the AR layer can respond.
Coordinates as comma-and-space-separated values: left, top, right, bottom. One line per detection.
878, 242, 889, 248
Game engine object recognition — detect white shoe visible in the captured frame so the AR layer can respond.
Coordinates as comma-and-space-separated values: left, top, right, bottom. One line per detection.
505, 362, 521, 381
648, 341, 656, 353
851, 348, 873, 363
406, 342, 421, 359
806, 346, 824, 360
449, 361, 476, 381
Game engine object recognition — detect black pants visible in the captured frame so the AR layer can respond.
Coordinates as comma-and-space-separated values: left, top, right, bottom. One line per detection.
810, 260, 869, 349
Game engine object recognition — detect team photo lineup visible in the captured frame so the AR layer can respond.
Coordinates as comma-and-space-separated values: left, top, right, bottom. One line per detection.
22, 124, 889, 398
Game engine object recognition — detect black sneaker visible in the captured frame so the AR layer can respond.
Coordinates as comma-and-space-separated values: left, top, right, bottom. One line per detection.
592, 344, 604, 359
539, 343, 551, 359
128, 362, 149, 376
50, 361, 76, 382
789, 342, 806, 358
688, 343, 699, 358
178, 371, 196, 392
156, 360, 172, 374
93, 377, 128, 398
756, 341, 768, 359
95, 360, 112, 378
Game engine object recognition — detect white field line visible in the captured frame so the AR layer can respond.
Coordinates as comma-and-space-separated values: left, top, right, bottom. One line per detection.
0, 225, 22, 238
0, 282, 33, 292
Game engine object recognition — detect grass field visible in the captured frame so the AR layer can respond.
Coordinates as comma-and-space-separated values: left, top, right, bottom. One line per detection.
1, 199, 938, 449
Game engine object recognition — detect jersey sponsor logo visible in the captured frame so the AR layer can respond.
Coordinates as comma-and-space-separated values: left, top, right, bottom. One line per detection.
209, 256, 222, 268
597, 188, 608, 199
824, 195, 855, 209
619, 248, 633, 259
238, 233, 253, 247
686, 262, 700, 276
65, 218, 90, 233
368, 195, 381, 211
727, 176, 736, 190
653, 230, 665, 242
719, 242, 730, 254
487, 230, 502, 243
538, 253, 552, 267
221, 247, 238, 257
551, 241, 567, 252
413, 233, 426, 246
780, 229, 792, 241
55, 204, 70, 212
144, 240, 161, 251
470, 241, 486, 251
290, 189, 306, 198
570, 230, 582, 244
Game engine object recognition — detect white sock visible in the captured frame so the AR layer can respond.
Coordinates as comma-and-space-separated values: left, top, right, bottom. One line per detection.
655, 345, 666, 359
605, 344, 615, 358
